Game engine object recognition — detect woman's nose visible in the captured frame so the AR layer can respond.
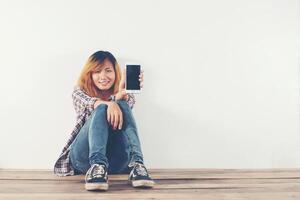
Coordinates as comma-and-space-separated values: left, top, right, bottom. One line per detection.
99, 73, 107, 79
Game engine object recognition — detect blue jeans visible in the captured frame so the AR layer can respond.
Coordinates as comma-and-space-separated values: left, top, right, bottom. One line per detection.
69, 100, 144, 175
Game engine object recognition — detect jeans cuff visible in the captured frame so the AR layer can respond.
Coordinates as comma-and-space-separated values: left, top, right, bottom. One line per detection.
128, 156, 144, 168
90, 160, 109, 168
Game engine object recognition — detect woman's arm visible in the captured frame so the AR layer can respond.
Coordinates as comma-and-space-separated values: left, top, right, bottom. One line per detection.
72, 87, 136, 115
111, 93, 136, 109
93, 99, 111, 109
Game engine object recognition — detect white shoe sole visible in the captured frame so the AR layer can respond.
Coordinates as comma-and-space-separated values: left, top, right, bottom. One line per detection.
85, 182, 109, 191
131, 180, 155, 188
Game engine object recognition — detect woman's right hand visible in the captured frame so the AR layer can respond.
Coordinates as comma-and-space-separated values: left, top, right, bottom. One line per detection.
106, 101, 123, 130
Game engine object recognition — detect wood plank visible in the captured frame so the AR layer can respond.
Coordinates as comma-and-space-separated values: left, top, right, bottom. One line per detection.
1, 191, 300, 200
2, 168, 300, 180
1, 169, 300, 200
1, 179, 300, 193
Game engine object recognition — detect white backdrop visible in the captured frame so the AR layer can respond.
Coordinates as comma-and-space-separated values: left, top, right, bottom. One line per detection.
0, 0, 299, 169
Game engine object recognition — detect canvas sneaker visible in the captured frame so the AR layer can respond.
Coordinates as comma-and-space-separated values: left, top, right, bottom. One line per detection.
128, 162, 155, 188
85, 164, 108, 191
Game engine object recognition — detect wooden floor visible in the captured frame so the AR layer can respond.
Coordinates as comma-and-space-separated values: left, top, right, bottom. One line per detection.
1, 168, 300, 199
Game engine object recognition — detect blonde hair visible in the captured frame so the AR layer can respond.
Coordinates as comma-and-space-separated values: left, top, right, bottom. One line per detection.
77, 51, 121, 98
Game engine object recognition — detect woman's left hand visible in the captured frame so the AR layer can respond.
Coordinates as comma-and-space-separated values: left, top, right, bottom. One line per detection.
115, 69, 144, 101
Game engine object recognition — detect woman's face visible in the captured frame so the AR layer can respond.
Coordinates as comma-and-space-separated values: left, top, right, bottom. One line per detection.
92, 59, 116, 91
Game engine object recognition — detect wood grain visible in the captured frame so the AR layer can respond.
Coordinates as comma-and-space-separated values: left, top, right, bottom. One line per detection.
1, 168, 300, 199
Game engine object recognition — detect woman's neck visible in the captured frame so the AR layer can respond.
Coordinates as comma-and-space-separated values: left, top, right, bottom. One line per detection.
98, 90, 112, 101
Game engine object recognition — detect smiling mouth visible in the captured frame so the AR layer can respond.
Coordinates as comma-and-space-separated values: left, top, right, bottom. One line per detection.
99, 81, 109, 85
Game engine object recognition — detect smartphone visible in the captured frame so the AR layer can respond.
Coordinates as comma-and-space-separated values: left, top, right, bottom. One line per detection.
125, 64, 141, 93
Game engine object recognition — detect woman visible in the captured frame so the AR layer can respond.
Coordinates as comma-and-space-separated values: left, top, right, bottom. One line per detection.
54, 51, 155, 191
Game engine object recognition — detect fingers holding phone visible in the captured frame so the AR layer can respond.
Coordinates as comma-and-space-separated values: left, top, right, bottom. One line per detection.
139, 69, 144, 89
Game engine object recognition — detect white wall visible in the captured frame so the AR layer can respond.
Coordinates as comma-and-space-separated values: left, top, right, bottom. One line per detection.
0, 0, 299, 169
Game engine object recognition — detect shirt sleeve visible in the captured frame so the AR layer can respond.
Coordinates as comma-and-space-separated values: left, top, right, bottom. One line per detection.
72, 87, 98, 115
126, 93, 136, 109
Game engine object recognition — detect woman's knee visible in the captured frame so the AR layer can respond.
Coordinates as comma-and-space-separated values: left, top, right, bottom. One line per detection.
117, 100, 130, 110
92, 104, 108, 118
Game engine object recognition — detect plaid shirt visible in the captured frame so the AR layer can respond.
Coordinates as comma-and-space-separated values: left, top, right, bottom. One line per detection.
53, 86, 136, 176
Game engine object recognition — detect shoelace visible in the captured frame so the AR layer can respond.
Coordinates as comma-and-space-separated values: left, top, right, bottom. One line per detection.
91, 164, 105, 178
134, 163, 148, 176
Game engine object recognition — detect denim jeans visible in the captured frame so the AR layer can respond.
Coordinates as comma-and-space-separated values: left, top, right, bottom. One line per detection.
69, 100, 144, 175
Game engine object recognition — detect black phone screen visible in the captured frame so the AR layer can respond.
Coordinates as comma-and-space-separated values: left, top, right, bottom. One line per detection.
126, 65, 141, 90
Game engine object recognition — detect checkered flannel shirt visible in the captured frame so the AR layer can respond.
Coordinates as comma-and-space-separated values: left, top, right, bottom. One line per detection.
53, 86, 136, 176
